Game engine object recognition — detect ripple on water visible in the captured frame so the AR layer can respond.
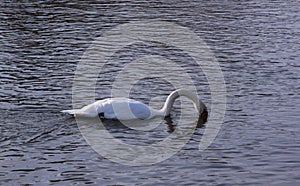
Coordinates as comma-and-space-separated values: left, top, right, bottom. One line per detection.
1, 0, 300, 185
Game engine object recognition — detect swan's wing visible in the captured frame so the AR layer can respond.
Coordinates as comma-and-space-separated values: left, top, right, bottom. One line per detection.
99, 98, 126, 119
100, 99, 151, 120
62, 98, 153, 120
128, 100, 151, 119
93, 100, 106, 114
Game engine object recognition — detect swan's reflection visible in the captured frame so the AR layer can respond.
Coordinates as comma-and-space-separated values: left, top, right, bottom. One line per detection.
73, 113, 207, 153
97, 114, 207, 133
164, 115, 206, 133
72, 112, 207, 135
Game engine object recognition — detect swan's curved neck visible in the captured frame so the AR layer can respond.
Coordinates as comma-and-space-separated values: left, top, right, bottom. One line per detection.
159, 89, 206, 116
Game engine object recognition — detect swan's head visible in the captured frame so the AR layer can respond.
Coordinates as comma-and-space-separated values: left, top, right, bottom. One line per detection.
196, 108, 208, 128
198, 101, 208, 124
200, 108, 208, 123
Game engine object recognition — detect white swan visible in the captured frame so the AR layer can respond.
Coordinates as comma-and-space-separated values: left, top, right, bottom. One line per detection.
61, 89, 208, 122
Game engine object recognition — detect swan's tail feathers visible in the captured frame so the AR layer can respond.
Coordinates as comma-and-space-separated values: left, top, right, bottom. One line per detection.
61, 109, 82, 115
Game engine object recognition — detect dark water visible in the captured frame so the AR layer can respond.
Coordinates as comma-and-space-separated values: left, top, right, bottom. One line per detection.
1, 0, 300, 185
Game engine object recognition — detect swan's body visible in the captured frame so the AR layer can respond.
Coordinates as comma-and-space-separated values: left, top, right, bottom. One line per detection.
61, 89, 208, 121
62, 98, 160, 119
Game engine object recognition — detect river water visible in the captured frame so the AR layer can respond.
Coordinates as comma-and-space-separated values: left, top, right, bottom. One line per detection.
1, 1, 299, 185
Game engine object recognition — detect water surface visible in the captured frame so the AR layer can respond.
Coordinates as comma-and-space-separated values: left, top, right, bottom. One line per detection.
1, 1, 300, 185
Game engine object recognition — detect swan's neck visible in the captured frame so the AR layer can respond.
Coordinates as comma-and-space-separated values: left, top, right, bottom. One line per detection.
159, 89, 206, 116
